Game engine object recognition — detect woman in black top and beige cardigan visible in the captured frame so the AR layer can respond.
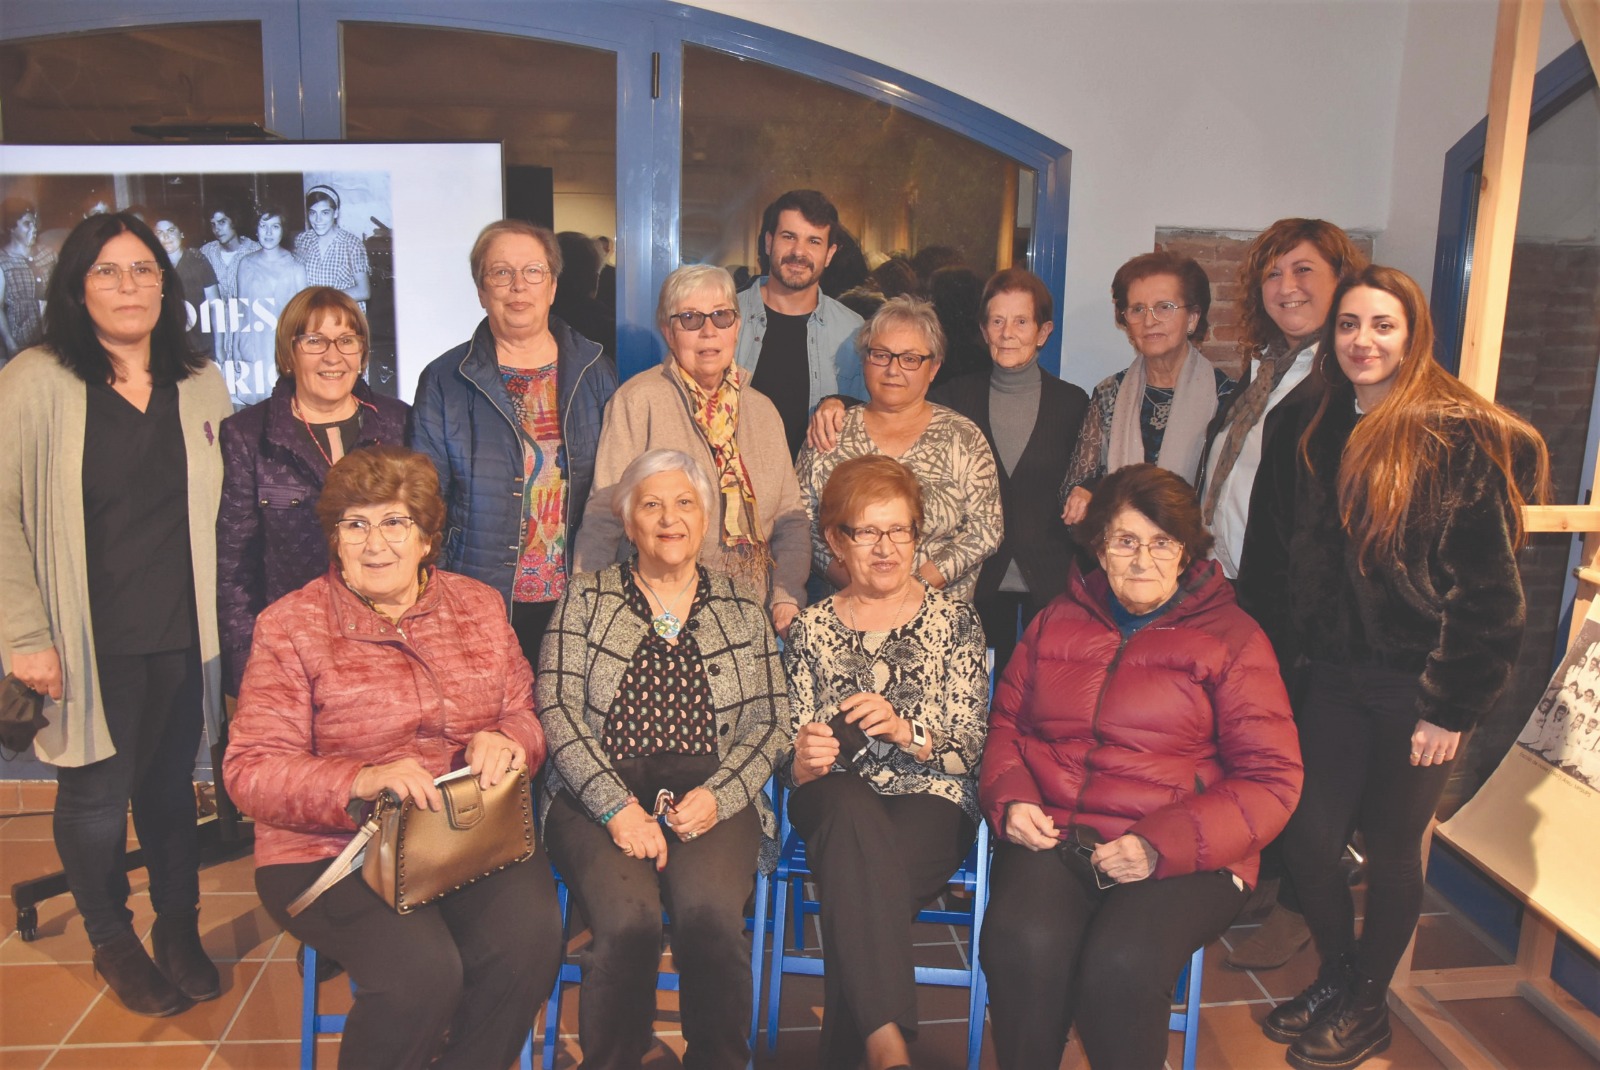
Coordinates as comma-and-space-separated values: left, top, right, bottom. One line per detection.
538, 447, 787, 1069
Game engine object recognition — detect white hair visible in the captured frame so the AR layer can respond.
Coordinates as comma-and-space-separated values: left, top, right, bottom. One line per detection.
611, 448, 717, 522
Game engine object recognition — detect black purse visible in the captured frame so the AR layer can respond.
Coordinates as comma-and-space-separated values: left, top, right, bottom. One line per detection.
0, 674, 49, 757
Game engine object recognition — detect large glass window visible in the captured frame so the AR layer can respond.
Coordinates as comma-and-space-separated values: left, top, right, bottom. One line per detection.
0, 23, 265, 142
681, 44, 1033, 286
341, 23, 616, 239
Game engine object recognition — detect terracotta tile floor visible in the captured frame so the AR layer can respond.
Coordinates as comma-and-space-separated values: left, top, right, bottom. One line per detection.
1, 810, 1596, 1069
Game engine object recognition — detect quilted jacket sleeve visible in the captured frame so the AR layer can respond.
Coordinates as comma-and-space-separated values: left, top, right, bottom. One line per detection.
224, 605, 366, 834
1126, 623, 1303, 880
216, 413, 266, 697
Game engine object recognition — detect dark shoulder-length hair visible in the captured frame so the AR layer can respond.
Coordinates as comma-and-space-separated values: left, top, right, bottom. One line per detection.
42, 212, 207, 386
1076, 462, 1214, 569
1301, 265, 1549, 570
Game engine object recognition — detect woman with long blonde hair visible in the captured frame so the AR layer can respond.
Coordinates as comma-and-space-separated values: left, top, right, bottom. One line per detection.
1242, 264, 1548, 1070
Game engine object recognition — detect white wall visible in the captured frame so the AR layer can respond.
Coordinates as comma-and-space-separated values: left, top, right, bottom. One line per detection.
687, 0, 1579, 389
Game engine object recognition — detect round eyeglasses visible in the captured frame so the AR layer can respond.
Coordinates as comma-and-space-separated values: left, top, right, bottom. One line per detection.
482, 264, 550, 288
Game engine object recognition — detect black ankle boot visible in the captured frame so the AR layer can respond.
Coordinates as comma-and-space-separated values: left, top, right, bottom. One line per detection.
1287, 976, 1392, 1070
152, 912, 221, 1002
1263, 955, 1351, 1044
93, 929, 190, 1017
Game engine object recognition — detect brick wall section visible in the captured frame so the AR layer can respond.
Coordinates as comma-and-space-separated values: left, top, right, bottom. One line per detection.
1466, 242, 1600, 792
1154, 228, 1376, 380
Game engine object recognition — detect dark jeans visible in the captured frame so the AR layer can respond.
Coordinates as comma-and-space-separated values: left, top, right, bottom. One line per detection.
511, 600, 559, 672
257, 852, 562, 1070
975, 592, 1040, 679
53, 647, 204, 945
982, 841, 1246, 1070
786, 772, 977, 1069
544, 753, 760, 1070
1280, 661, 1459, 988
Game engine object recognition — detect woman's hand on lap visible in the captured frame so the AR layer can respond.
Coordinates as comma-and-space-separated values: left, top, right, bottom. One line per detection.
1003, 802, 1059, 851
350, 758, 443, 812
667, 786, 718, 841
839, 691, 907, 746
1091, 833, 1158, 883
793, 721, 839, 784
465, 730, 525, 789
608, 803, 668, 870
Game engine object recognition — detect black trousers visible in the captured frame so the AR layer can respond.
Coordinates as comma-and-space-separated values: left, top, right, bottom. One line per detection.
511, 600, 559, 673
975, 592, 1040, 679
257, 853, 562, 1070
544, 753, 760, 1070
1279, 661, 1459, 988
786, 773, 976, 1069
982, 841, 1246, 1070
53, 647, 204, 945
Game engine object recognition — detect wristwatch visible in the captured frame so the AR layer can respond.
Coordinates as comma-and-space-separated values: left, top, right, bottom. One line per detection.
899, 719, 928, 754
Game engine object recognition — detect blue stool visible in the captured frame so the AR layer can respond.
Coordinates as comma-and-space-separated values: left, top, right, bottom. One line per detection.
299, 943, 534, 1070
1169, 945, 1205, 1070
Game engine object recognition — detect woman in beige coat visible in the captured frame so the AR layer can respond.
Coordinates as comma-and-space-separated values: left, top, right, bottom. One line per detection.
0, 213, 233, 1018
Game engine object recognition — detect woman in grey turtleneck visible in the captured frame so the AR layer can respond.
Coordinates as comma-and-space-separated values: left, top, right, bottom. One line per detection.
931, 268, 1088, 672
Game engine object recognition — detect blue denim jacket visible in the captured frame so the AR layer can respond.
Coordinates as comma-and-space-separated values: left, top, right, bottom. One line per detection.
734, 278, 866, 412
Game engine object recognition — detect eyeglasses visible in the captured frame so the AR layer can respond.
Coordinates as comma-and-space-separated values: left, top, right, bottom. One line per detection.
668, 308, 738, 331
335, 516, 417, 544
1103, 533, 1183, 561
481, 263, 550, 288
838, 523, 917, 546
296, 333, 365, 355
865, 348, 934, 370
1123, 301, 1191, 323
1060, 827, 1116, 890
85, 262, 163, 290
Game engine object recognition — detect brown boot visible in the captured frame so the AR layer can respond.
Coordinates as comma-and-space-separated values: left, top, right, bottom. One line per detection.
152, 912, 221, 1002
1226, 902, 1311, 970
93, 929, 190, 1017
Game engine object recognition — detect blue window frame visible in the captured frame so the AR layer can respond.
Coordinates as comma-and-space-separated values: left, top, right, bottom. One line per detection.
1429, 41, 1596, 371
1, 0, 1071, 381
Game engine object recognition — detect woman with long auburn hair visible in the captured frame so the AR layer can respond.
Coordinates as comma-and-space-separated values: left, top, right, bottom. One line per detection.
1240, 264, 1549, 1070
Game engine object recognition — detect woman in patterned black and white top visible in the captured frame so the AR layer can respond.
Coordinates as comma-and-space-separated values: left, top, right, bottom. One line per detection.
782, 454, 989, 1070
537, 448, 787, 1070
796, 295, 1002, 601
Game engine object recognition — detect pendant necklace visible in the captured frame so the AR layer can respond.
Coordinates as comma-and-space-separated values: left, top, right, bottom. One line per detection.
635, 568, 698, 639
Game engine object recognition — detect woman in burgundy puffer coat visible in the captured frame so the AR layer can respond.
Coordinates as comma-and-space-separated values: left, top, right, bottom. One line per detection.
979, 463, 1303, 1070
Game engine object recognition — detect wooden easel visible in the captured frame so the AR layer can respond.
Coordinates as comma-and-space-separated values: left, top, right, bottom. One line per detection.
1387, 2, 1600, 1064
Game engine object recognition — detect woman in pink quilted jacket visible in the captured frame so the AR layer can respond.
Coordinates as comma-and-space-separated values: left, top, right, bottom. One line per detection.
977, 463, 1303, 1070
225, 446, 562, 1070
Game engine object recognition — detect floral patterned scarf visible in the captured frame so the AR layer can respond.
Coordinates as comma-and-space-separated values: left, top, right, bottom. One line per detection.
674, 363, 771, 584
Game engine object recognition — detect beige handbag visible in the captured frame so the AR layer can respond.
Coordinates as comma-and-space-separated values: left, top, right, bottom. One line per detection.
289, 768, 535, 917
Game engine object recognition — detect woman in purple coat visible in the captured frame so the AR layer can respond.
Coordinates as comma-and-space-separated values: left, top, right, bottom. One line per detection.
216, 286, 410, 695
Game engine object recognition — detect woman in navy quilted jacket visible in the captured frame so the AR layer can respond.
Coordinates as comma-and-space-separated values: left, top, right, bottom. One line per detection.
216, 286, 410, 696
411, 220, 618, 670
978, 463, 1303, 1070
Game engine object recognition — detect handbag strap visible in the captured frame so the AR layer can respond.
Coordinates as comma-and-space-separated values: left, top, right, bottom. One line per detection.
287, 797, 390, 917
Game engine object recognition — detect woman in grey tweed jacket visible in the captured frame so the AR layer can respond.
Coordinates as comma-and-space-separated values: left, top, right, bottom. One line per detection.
536, 448, 787, 1069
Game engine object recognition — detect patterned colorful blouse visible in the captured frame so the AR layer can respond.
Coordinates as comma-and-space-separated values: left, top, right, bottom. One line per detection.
602, 564, 717, 761
500, 362, 568, 604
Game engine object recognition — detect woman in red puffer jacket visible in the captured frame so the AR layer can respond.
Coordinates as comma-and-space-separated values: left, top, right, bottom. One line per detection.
978, 463, 1303, 1070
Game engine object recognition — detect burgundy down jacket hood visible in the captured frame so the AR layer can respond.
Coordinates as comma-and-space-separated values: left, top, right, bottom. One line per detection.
979, 559, 1302, 888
